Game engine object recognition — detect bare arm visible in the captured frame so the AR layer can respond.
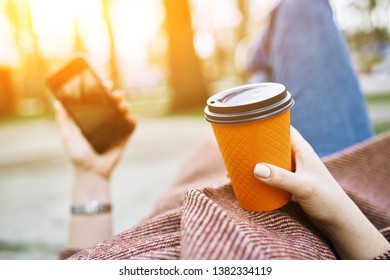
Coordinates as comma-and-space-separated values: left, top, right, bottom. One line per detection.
54, 90, 135, 251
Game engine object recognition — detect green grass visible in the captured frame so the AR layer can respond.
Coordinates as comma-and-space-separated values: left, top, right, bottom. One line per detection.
0, 113, 53, 127
365, 91, 390, 135
365, 92, 390, 106
373, 123, 390, 134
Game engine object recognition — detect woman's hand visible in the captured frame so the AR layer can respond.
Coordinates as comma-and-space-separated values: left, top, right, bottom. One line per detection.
254, 126, 390, 259
254, 126, 348, 230
54, 90, 136, 179
54, 88, 136, 250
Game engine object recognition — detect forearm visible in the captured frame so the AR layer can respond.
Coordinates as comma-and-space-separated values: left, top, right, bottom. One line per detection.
327, 198, 390, 260
67, 169, 113, 250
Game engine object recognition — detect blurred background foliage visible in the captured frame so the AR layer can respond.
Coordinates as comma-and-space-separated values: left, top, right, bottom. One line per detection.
0, 0, 389, 119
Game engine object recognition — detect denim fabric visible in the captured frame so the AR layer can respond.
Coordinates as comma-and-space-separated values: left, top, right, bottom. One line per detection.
247, 0, 373, 157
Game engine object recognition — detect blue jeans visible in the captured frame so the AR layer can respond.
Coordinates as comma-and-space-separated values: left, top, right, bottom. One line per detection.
247, 0, 373, 157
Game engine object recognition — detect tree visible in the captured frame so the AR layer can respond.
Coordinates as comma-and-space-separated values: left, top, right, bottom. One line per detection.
1, 0, 19, 117
163, 0, 209, 112
25, 0, 49, 111
0, 67, 16, 117
3, 0, 49, 115
102, 0, 119, 88
73, 16, 86, 53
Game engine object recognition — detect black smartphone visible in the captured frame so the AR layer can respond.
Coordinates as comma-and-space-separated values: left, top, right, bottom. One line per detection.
46, 56, 136, 154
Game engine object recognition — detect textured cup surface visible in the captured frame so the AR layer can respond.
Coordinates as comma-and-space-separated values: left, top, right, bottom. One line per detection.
205, 83, 294, 211
211, 110, 291, 211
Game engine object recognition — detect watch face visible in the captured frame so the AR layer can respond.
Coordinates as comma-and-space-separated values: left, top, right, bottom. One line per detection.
71, 201, 112, 215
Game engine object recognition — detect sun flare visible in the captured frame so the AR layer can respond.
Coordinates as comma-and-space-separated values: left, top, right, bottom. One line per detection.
27, 0, 163, 65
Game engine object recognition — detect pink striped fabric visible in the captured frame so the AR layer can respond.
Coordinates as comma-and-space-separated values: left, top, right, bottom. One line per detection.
66, 132, 390, 260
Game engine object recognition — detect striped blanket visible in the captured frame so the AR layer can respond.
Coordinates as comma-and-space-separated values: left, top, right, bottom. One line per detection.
65, 132, 390, 260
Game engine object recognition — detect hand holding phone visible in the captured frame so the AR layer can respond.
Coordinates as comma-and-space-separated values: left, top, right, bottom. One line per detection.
46, 56, 136, 154
54, 97, 132, 178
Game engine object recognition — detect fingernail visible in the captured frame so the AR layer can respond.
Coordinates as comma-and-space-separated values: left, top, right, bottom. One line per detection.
254, 164, 271, 179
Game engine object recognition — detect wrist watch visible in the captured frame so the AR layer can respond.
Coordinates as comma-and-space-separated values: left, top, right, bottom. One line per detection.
71, 201, 111, 215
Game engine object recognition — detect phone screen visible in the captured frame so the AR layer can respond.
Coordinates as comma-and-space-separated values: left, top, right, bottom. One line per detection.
48, 57, 135, 153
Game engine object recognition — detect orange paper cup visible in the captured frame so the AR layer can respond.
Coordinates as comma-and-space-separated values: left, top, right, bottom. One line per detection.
204, 83, 294, 211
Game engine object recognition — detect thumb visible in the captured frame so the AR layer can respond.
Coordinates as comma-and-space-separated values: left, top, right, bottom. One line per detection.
254, 163, 304, 196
